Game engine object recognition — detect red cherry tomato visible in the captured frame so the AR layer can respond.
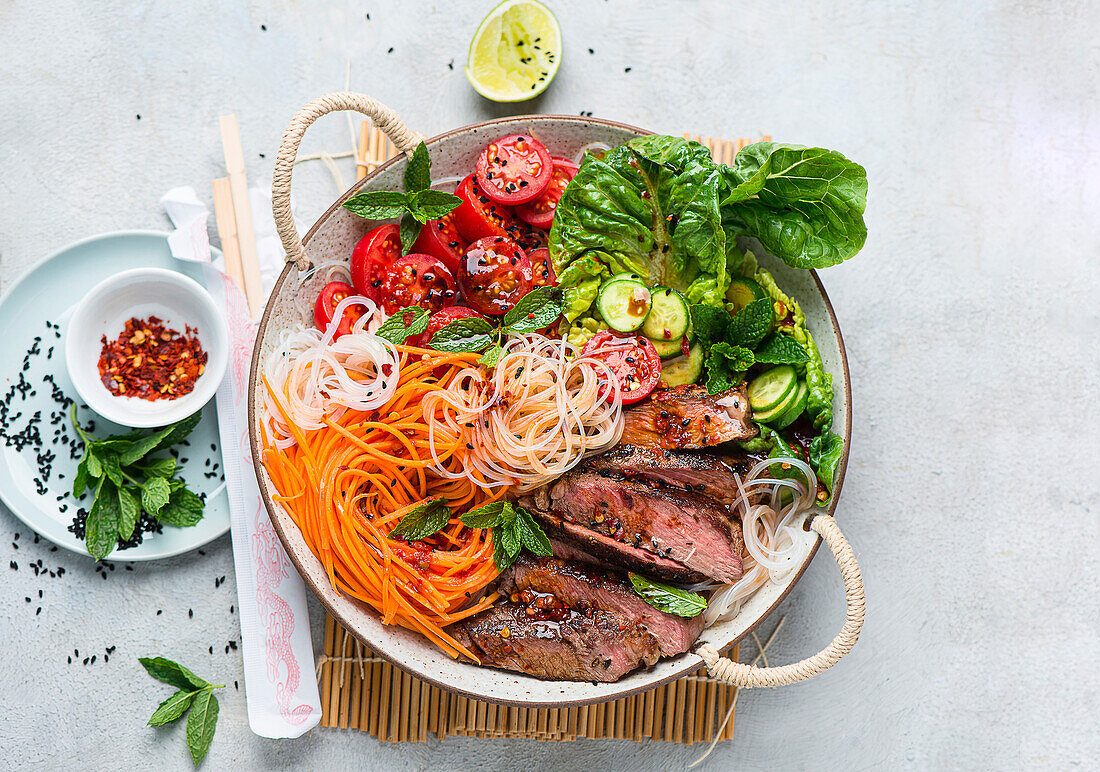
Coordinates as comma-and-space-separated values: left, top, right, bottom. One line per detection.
458, 237, 533, 316
350, 224, 401, 304
580, 331, 662, 405
515, 158, 579, 228
503, 217, 549, 253
380, 253, 457, 315
453, 174, 516, 242
526, 248, 557, 287
412, 306, 487, 348
314, 281, 368, 339
411, 211, 468, 275
475, 134, 554, 205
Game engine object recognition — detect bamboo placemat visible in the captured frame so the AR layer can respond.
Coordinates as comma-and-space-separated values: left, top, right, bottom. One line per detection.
313, 126, 769, 745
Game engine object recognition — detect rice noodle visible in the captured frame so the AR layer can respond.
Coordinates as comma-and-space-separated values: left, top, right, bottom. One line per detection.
262, 294, 398, 450
701, 456, 819, 626
422, 332, 624, 491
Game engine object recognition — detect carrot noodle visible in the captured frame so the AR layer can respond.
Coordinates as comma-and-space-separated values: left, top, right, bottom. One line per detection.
422, 332, 624, 492
261, 338, 507, 660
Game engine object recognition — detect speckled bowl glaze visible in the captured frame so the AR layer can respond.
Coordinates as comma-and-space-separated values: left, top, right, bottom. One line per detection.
249, 115, 851, 707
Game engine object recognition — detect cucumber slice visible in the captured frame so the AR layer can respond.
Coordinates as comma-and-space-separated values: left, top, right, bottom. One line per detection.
597, 279, 652, 333
641, 286, 690, 341
727, 276, 766, 311
659, 343, 704, 387
766, 380, 808, 429
600, 272, 645, 292
651, 333, 692, 359
747, 365, 797, 413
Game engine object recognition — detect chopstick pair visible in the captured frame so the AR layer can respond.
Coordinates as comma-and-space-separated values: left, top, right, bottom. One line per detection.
213, 114, 264, 317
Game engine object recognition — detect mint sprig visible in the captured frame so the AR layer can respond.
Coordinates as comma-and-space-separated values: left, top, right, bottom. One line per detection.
70, 406, 205, 560
459, 501, 553, 571
342, 141, 462, 256
374, 306, 430, 345
388, 498, 451, 541
428, 287, 564, 357
140, 656, 224, 766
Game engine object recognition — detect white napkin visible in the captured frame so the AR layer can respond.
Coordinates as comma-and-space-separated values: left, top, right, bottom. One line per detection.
161, 186, 322, 739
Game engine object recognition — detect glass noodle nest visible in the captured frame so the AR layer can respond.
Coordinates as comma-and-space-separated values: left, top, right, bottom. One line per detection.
259, 284, 818, 659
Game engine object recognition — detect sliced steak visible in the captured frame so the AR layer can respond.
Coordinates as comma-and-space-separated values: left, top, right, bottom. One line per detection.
449, 601, 660, 681
583, 444, 767, 506
499, 555, 705, 658
449, 555, 705, 681
520, 471, 744, 584
621, 384, 756, 450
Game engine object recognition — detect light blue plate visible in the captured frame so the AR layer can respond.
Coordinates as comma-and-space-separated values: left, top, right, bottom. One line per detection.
0, 231, 230, 560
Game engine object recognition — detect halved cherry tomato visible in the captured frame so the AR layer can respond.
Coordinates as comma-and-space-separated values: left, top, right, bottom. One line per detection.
527, 248, 557, 287
580, 331, 661, 405
515, 157, 579, 228
314, 281, 368, 339
453, 174, 516, 242
411, 211, 468, 275
503, 217, 548, 253
380, 253, 457, 315
412, 306, 487, 348
350, 224, 401, 304
476, 134, 554, 205
458, 237, 533, 316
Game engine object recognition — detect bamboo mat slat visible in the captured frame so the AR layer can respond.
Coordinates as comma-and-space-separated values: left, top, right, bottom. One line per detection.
315, 125, 766, 745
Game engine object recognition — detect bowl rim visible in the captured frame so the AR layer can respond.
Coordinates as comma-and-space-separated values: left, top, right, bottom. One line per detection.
248, 113, 852, 706
66, 265, 229, 428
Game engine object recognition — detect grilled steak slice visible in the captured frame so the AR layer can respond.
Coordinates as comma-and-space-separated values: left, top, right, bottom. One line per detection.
583, 444, 766, 506
449, 601, 661, 681
521, 471, 744, 584
621, 384, 756, 450
499, 555, 705, 658
450, 555, 705, 681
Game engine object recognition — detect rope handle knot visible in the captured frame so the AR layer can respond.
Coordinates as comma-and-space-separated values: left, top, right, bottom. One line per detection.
697, 515, 865, 689
272, 92, 426, 271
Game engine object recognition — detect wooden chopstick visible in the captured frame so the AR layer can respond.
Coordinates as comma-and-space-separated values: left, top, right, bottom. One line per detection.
211, 178, 246, 294
218, 114, 264, 316
356, 120, 397, 181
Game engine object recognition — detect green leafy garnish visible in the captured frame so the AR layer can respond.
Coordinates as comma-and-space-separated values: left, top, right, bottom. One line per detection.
140, 657, 224, 765
427, 317, 496, 353
374, 306, 430, 345
628, 573, 708, 618
428, 289, 564, 356
705, 343, 756, 394
388, 498, 451, 541
460, 501, 552, 571
753, 333, 810, 365
70, 406, 205, 560
342, 141, 462, 256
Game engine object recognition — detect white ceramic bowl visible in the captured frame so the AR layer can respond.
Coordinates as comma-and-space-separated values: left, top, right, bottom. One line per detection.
65, 267, 228, 427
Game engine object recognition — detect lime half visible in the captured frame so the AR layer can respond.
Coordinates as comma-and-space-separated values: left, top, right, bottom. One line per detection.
466, 0, 562, 102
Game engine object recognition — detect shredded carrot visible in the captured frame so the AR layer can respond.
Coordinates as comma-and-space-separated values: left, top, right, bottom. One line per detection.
261, 346, 507, 660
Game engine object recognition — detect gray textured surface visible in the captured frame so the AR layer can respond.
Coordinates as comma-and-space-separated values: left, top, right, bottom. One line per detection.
1, 1, 1097, 769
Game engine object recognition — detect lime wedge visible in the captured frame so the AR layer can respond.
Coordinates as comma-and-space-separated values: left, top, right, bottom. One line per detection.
466, 0, 562, 102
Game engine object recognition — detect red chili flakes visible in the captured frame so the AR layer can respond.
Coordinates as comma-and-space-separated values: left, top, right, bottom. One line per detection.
97, 316, 207, 401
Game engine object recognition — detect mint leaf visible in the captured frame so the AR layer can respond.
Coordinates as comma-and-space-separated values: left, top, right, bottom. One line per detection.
156, 488, 205, 528
388, 498, 451, 541
408, 189, 463, 222
72, 456, 90, 498
460, 501, 512, 529
515, 508, 552, 556
100, 452, 124, 487
705, 343, 755, 395
629, 573, 708, 618
429, 317, 495, 353
753, 332, 810, 364
727, 297, 773, 349
478, 343, 503, 368
343, 190, 411, 220
151, 413, 202, 454
148, 689, 198, 726
492, 532, 517, 572
185, 688, 219, 765
86, 450, 104, 479
501, 287, 562, 333
139, 657, 211, 691
399, 212, 420, 256
141, 476, 172, 516
689, 304, 729, 343
85, 479, 119, 560
117, 485, 141, 541
374, 306, 429, 345
138, 457, 177, 478
404, 141, 431, 194
119, 424, 176, 466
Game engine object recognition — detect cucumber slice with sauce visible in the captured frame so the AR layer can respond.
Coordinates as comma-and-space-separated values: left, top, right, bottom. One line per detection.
726, 276, 766, 311
597, 279, 652, 333
747, 365, 797, 413
641, 286, 690, 341
659, 342, 704, 386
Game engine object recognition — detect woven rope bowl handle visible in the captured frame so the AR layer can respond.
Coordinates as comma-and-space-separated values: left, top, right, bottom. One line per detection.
696, 515, 865, 688
272, 92, 426, 271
